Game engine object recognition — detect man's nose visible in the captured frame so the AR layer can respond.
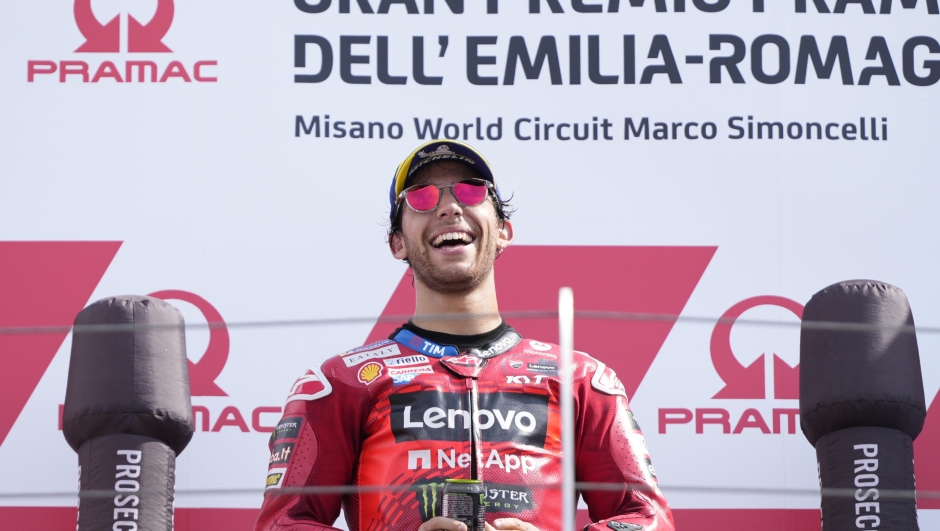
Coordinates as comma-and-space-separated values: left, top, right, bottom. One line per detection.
436, 187, 463, 218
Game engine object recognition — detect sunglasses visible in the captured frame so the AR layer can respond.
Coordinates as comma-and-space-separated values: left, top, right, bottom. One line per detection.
398, 178, 494, 214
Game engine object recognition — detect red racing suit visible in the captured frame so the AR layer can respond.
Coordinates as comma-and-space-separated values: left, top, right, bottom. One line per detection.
254, 326, 674, 531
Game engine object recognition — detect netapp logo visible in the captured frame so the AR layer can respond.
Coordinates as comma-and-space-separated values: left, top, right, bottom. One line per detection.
390, 391, 549, 447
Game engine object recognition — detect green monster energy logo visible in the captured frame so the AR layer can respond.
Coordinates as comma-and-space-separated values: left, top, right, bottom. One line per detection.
414, 482, 446, 520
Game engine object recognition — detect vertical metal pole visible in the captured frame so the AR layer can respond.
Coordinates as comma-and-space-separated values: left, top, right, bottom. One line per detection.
559, 287, 575, 531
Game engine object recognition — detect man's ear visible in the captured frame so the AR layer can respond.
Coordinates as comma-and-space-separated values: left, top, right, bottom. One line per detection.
389, 232, 408, 260
497, 219, 514, 251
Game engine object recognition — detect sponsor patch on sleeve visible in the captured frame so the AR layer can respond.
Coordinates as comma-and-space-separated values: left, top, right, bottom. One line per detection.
286, 365, 332, 403
268, 442, 295, 466
526, 360, 558, 374
265, 467, 286, 489
342, 339, 393, 356
528, 340, 553, 352
626, 430, 649, 457
270, 417, 303, 443
342, 343, 402, 367
607, 522, 644, 531
357, 362, 383, 385
624, 410, 641, 431
643, 457, 658, 482
383, 354, 430, 367
388, 365, 434, 385
591, 361, 627, 398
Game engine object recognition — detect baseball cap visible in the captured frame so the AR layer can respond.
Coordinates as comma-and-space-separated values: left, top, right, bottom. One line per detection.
388, 140, 503, 222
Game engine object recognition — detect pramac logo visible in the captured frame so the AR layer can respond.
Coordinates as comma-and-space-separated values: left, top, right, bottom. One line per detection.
710, 296, 804, 400
659, 295, 805, 437
149, 289, 229, 396
75, 0, 173, 53
27, 0, 217, 83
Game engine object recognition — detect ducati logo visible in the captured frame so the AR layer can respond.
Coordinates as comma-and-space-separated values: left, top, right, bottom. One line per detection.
441, 355, 487, 378
443, 355, 484, 368
74, 0, 174, 53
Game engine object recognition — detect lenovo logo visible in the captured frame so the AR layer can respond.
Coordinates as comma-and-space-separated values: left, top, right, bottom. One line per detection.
389, 391, 549, 446
474, 333, 519, 358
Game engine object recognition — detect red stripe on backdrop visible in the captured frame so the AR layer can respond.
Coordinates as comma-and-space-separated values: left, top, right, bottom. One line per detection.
0, 507, 822, 530
175, 508, 261, 530
0, 507, 75, 529
672, 509, 819, 530
0, 507, 257, 531
914, 387, 940, 509
577, 509, 820, 530
0, 241, 122, 447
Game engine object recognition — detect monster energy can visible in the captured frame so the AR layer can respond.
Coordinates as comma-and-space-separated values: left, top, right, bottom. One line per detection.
442, 479, 486, 531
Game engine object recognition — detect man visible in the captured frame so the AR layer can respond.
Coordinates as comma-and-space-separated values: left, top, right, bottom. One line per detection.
254, 141, 675, 531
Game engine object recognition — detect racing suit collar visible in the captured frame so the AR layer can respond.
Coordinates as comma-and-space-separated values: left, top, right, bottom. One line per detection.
389, 320, 522, 359
402, 320, 510, 350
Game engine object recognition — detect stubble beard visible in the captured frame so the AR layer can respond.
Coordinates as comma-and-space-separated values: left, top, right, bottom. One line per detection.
406, 231, 498, 295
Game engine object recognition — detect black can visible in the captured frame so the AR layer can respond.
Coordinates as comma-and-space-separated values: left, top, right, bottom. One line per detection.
442, 479, 486, 531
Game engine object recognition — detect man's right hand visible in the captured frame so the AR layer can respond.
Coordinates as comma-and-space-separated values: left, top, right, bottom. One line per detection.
486, 518, 540, 531
417, 517, 541, 531
418, 517, 468, 531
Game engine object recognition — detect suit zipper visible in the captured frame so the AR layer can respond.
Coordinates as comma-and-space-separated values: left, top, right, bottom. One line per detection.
467, 377, 483, 480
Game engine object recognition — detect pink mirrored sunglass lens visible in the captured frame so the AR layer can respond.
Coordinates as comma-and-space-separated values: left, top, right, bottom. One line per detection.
453, 182, 488, 205
405, 185, 441, 211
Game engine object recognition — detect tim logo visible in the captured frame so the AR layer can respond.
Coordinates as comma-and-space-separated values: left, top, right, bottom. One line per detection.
28, 0, 217, 83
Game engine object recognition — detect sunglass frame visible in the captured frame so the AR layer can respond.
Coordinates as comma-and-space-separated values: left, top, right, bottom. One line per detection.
397, 178, 497, 214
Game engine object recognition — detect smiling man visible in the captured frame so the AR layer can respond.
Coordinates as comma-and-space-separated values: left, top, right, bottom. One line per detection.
254, 141, 675, 531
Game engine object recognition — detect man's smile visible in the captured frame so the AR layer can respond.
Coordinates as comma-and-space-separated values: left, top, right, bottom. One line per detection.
429, 229, 476, 249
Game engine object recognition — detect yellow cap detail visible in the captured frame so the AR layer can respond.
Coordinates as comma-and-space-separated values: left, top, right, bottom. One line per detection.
393, 140, 491, 198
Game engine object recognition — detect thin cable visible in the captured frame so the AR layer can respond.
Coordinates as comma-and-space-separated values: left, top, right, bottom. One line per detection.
559, 288, 576, 531
2, 484, 937, 500
0, 311, 933, 336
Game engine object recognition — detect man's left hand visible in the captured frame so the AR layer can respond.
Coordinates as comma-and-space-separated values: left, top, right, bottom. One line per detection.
485, 518, 540, 531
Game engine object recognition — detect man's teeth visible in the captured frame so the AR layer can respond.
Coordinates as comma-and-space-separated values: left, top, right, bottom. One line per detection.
432, 232, 473, 247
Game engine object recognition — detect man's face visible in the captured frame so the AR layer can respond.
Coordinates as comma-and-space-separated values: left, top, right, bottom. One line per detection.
390, 161, 512, 295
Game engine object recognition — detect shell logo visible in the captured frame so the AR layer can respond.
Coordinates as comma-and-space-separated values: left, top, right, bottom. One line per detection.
357, 362, 383, 385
